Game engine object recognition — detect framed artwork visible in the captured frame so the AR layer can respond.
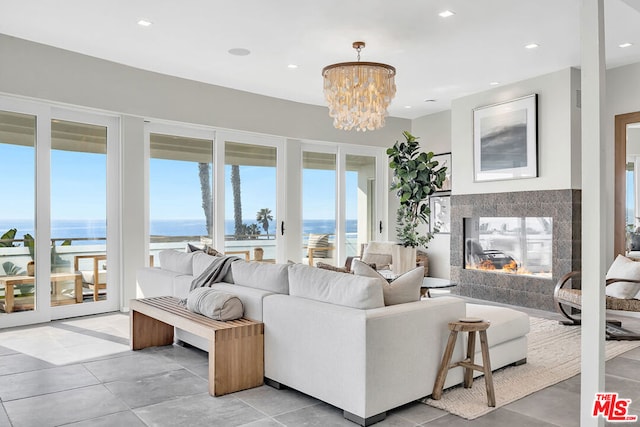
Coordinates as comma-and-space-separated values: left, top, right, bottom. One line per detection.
429, 195, 450, 234
432, 152, 451, 193
473, 94, 538, 182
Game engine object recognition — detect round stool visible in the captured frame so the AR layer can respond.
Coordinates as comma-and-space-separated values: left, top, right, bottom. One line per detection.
431, 320, 495, 407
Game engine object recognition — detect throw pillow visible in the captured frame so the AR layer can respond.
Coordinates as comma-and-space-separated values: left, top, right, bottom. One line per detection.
605, 255, 640, 299
184, 288, 244, 321
308, 233, 330, 258
352, 259, 423, 306
186, 243, 222, 257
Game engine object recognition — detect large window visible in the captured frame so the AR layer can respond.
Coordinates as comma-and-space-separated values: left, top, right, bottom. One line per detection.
149, 132, 214, 262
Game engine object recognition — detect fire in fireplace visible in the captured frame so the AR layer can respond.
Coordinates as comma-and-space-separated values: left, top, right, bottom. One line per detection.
464, 217, 553, 277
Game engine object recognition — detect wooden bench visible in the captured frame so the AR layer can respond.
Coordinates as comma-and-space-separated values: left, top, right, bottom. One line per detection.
130, 296, 264, 396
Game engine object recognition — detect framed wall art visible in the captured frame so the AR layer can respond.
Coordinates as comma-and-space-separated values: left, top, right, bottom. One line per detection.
473, 94, 538, 182
429, 194, 450, 234
432, 152, 451, 193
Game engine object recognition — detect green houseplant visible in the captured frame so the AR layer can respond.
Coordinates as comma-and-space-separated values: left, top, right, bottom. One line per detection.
387, 131, 447, 263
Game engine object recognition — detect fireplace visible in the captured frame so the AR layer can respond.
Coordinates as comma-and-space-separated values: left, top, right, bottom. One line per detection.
450, 190, 581, 311
464, 217, 553, 278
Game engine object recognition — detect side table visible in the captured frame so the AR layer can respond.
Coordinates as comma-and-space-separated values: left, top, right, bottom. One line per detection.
431, 320, 495, 407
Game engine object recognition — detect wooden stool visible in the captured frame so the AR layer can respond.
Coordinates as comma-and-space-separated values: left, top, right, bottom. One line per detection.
431, 320, 495, 407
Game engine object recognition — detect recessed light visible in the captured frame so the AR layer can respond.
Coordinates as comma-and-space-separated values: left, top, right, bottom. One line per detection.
404, 106, 412, 109
228, 48, 251, 56
619, 42, 633, 48
424, 99, 437, 103
525, 43, 539, 49
439, 10, 455, 18
287, 64, 298, 69
489, 81, 500, 86
137, 19, 152, 27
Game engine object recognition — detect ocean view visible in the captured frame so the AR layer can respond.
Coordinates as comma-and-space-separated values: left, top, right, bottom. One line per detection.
0, 219, 357, 244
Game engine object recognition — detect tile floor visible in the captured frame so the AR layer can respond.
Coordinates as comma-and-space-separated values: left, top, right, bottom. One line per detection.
0, 299, 639, 427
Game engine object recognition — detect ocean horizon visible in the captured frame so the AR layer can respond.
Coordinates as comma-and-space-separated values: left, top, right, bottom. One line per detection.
0, 218, 357, 244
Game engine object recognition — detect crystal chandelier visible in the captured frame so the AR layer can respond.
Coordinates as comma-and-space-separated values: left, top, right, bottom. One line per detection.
322, 41, 396, 132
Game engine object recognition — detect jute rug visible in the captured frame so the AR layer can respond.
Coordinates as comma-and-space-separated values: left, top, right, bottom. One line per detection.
420, 316, 640, 420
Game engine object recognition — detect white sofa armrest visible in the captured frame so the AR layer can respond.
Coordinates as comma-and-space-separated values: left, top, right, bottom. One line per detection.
136, 267, 179, 298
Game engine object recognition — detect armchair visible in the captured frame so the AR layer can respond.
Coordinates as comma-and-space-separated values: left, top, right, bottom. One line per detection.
553, 255, 640, 340
74, 254, 106, 302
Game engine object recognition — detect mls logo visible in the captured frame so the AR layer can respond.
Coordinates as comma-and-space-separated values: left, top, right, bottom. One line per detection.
593, 393, 638, 422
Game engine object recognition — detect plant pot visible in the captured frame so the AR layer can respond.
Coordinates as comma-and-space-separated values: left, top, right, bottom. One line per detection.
391, 245, 417, 275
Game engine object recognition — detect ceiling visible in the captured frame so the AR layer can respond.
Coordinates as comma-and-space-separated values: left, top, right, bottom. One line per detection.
1, 0, 639, 120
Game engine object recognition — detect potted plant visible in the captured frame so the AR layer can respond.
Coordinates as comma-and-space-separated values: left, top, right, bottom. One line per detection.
387, 131, 448, 273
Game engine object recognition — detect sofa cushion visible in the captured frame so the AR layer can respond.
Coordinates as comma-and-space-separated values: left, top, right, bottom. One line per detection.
466, 304, 530, 349
231, 261, 289, 294
352, 259, 422, 306
288, 263, 385, 309
605, 255, 640, 299
158, 250, 194, 275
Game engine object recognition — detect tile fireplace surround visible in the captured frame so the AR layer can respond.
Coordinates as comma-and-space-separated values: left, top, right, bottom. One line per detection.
450, 190, 581, 311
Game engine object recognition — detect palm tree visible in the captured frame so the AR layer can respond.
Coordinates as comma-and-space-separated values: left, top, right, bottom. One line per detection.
198, 163, 213, 236
231, 164, 243, 238
246, 223, 261, 238
256, 208, 273, 239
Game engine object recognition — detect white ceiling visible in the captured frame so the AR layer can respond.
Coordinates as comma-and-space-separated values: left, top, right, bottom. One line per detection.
1, 0, 639, 120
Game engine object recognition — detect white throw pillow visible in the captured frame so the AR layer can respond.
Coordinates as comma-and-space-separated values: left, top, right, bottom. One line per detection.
605, 255, 640, 299
352, 259, 423, 306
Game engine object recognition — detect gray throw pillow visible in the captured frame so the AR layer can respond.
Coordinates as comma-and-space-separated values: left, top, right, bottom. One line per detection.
185, 288, 244, 321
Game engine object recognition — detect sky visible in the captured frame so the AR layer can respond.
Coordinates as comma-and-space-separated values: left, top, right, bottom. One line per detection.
1, 143, 359, 225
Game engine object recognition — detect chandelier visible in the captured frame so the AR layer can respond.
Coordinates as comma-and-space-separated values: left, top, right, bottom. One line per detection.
322, 41, 396, 132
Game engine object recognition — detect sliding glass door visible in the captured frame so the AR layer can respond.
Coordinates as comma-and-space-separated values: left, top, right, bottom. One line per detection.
0, 110, 38, 319
0, 98, 119, 327
300, 144, 385, 267
302, 150, 337, 266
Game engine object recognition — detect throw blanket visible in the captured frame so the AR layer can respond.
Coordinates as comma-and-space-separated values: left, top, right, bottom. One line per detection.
190, 255, 240, 291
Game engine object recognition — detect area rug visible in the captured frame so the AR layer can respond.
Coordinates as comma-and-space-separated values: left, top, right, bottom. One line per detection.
420, 316, 640, 420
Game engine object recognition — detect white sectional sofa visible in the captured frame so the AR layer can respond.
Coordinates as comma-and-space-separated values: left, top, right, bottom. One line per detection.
136, 249, 529, 426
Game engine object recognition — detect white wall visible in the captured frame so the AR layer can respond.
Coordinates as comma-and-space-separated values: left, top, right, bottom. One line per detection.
451, 68, 578, 195
411, 110, 452, 278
